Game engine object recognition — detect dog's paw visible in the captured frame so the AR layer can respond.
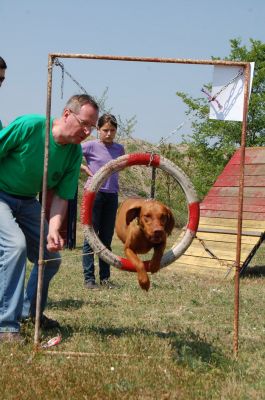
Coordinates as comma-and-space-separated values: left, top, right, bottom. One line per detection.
138, 271, 150, 291
149, 262, 161, 274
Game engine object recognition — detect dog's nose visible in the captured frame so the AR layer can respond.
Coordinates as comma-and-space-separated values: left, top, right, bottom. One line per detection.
153, 229, 163, 238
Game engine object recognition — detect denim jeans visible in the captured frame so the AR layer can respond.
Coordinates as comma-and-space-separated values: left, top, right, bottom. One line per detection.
0, 191, 61, 333
82, 191, 118, 283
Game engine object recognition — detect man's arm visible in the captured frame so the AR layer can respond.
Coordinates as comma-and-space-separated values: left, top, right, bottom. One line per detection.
47, 194, 68, 252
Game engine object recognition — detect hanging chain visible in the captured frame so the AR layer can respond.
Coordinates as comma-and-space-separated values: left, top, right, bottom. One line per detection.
212, 68, 244, 100
54, 58, 88, 98
201, 87, 223, 110
196, 235, 236, 278
201, 68, 244, 109
158, 115, 193, 147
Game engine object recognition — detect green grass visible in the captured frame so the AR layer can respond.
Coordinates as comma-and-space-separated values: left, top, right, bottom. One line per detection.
1, 230, 265, 399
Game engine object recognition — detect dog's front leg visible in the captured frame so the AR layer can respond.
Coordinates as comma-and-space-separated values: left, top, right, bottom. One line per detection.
149, 243, 166, 274
125, 248, 150, 291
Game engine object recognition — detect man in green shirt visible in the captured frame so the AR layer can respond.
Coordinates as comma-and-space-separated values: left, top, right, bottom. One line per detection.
0, 56, 7, 130
0, 94, 99, 342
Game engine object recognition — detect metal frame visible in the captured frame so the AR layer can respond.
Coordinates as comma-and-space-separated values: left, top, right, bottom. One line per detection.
35, 53, 250, 358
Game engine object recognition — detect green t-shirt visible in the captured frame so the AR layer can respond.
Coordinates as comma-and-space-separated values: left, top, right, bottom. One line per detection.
0, 120, 3, 130
0, 114, 82, 199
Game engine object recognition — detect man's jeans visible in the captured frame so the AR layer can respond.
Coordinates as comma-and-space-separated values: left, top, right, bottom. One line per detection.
0, 192, 61, 333
82, 192, 118, 283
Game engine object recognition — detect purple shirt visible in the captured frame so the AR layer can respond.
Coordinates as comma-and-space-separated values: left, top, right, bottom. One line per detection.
82, 139, 125, 193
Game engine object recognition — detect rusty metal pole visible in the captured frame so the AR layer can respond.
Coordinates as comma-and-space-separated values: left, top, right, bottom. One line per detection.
34, 55, 54, 348
34, 52, 250, 355
233, 63, 251, 357
48, 53, 247, 69
150, 167, 156, 198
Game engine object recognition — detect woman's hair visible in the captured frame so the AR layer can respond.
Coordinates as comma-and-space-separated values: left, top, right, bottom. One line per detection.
98, 113, 118, 129
0, 57, 7, 69
64, 94, 99, 114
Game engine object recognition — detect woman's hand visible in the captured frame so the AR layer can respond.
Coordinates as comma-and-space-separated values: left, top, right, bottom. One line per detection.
80, 164, 93, 177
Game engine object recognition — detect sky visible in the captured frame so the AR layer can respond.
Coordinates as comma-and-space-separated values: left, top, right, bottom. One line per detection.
1, 0, 265, 144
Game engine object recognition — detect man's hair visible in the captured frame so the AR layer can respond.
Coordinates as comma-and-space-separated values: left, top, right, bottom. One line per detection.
64, 94, 99, 114
0, 57, 7, 69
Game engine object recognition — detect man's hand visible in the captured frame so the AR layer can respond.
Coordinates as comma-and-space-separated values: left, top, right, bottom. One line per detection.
47, 230, 64, 252
47, 194, 68, 252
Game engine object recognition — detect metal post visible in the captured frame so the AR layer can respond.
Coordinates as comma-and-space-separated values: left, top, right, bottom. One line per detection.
35, 52, 250, 356
150, 167, 156, 198
233, 63, 251, 357
34, 55, 54, 347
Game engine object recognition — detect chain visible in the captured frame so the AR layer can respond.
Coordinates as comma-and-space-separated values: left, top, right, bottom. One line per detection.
158, 116, 192, 147
53, 58, 88, 98
201, 68, 244, 109
212, 68, 244, 101
201, 87, 223, 110
195, 235, 235, 278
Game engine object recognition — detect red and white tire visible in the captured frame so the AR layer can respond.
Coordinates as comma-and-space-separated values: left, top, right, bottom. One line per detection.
82, 153, 200, 272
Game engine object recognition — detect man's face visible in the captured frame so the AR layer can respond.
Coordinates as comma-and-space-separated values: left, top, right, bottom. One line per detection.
0, 68, 6, 87
63, 103, 98, 144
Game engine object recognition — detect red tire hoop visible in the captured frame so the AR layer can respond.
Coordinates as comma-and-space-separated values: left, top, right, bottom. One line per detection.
82, 153, 200, 272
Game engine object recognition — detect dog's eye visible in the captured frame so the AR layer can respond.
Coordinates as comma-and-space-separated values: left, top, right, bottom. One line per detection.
143, 215, 151, 222
160, 215, 167, 224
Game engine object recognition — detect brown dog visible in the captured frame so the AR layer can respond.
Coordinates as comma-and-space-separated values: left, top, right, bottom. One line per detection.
115, 198, 175, 291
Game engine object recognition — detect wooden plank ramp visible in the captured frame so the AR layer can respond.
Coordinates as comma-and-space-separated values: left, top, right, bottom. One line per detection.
170, 147, 265, 279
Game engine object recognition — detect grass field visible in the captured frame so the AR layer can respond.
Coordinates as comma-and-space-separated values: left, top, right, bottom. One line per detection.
1, 227, 265, 400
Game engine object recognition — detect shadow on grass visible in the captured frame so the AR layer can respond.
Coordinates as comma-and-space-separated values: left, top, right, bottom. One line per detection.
48, 299, 85, 310
168, 328, 230, 371
241, 264, 265, 278
69, 324, 231, 371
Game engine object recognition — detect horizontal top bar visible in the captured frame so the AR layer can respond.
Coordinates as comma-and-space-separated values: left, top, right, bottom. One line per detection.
49, 53, 249, 67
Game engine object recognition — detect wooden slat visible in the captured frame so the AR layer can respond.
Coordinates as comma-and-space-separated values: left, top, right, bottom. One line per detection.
175, 255, 234, 268
170, 260, 234, 278
185, 245, 252, 262
189, 239, 254, 252
200, 203, 265, 213
199, 225, 265, 234
214, 175, 265, 187
197, 227, 263, 237
167, 263, 220, 275
199, 217, 265, 229
202, 196, 265, 206
196, 232, 259, 244
206, 187, 265, 197
200, 209, 265, 220
231, 147, 265, 164
221, 163, 265, 176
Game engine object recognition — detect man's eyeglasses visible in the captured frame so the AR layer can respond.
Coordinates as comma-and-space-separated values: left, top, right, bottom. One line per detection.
69, 110, 96, 133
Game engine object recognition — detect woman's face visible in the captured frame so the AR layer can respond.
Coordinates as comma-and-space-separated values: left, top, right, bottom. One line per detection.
98, 122, 117, 144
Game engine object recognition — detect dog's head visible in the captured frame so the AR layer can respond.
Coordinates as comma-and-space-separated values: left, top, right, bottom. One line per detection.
126, 200, 175, 244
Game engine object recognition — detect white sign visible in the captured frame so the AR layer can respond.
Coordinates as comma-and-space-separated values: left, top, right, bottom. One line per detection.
205, 62, 255, 121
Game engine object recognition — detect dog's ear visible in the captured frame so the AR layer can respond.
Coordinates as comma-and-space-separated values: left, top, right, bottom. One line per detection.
165, 208, 175, 235
126, 207, 141, 225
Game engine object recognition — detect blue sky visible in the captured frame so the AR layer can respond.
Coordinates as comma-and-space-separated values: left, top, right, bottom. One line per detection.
1, 0, 265, 143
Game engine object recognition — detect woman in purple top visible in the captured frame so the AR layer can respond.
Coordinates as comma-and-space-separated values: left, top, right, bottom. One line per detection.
81, 114, 125, 289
